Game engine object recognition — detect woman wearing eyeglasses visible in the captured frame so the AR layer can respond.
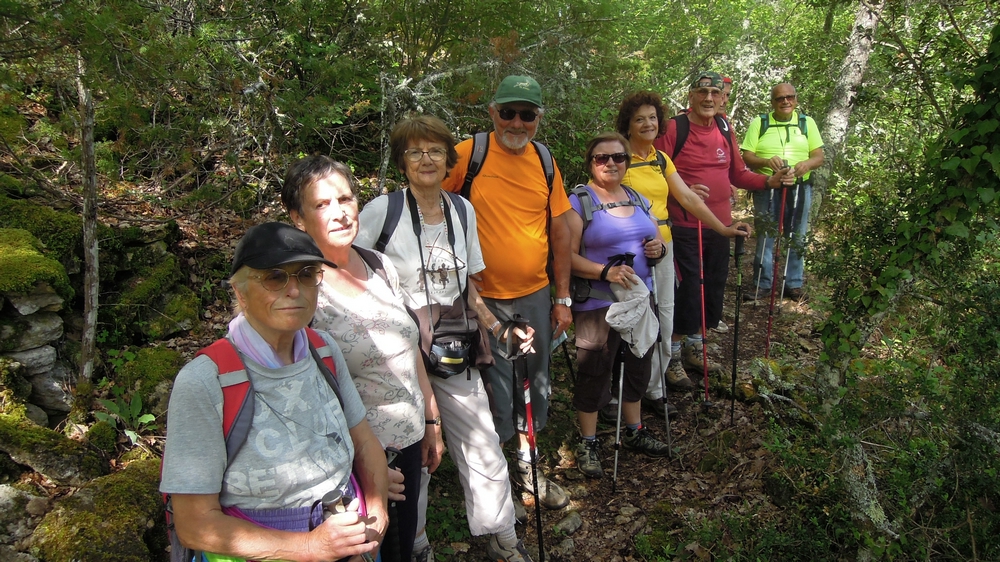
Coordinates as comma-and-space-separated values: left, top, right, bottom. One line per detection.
615, 91, 750, 414
567, 132, 679, 479
160, 222, 389, 562
281, 155, 437, 562
354, 115, 537, 562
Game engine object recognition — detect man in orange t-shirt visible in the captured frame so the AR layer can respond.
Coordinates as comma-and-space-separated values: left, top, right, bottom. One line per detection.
443, 75, 573, 514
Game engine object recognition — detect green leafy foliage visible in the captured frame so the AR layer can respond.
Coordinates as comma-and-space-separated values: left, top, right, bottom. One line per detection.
94, 385, 157, 447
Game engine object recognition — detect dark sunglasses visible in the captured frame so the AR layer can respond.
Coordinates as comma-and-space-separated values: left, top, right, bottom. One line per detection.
593, 153, 627, 165
251, 266, 324, 291
497, 108, 539, 122
772, 95, 797, 103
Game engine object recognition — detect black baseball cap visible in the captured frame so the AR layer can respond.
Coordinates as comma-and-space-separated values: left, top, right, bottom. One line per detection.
230, 222, 337, 275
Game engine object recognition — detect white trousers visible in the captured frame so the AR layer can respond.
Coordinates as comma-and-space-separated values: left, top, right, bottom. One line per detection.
646, 242, 675, 400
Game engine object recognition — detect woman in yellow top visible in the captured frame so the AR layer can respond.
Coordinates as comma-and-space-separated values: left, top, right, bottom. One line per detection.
615, 91, 749, 411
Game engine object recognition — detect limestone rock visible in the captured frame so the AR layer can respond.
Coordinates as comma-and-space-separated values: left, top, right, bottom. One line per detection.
22, 404, 47, 427
2, 347, 55, 378
26, 361, 73, 413
0, 313, 63, 353
0, 545, 39, 561
0, 412, 104, 486
553, 510, 583, 535
6, 283, 63, 316
0, 484, 44, 544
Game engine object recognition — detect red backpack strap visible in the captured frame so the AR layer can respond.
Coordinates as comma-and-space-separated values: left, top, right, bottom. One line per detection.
305, 328, 337, 376
196, 338, 254, 462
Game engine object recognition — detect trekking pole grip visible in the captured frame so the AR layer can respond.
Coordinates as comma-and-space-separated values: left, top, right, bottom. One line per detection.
734, 225, 748, 257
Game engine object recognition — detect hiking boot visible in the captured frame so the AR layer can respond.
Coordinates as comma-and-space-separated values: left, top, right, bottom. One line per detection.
598, 399, 620, 423
711, 320, 729, 333
511, 489, 526, 524
665, 351, 695, 390
641, 396, 678, 418
742, 286, 770, 302
412, 544, 434, 562
623, 426, 672, 457
486, 535, 534, 562
783, 286, 806, 301
682, 341, 724, 374
574, 439, 603, 479
514, 459, 569, 510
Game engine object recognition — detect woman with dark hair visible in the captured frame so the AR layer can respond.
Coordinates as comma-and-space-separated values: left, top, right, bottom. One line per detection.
615, 92, 749, 413
282, 155, 438, 562
354, 115, 536, 562
567, 132, 676, 478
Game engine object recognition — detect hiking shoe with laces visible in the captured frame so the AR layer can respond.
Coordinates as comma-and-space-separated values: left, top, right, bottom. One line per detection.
623, 426, 672, 457
742, 286, 770, 302
711, 320, 729, 333
598, 399, 620, 423
574, 439, 603, 479
511, 489, 526, 524
641, 396, 678, 418
486, 535, 534, 562
412, 544, 434, 562
783, 286, 806, 301
682, 341, 724, 374
514, 459, 569, 510
665, 351, 695, 390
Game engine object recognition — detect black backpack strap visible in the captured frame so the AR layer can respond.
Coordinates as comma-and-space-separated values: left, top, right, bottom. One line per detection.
671, 113, 690, 160
353, 245, 389, 286
531, 140, 555, 193
714, 115, 736, 157
375, 191, 405, 253
461, 132, 490, 200
758, 113, 770, 140
443, 191, 468, 242
798, 112, 808, 136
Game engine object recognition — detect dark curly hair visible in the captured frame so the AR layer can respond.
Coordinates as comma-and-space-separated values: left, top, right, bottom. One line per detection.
615, 91, 666, 139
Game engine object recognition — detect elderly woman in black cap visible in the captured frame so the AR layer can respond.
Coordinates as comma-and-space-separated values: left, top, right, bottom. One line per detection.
160, 222, 388, 562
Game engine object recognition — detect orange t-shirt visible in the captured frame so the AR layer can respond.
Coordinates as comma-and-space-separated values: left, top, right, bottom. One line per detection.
443, 132, 571, 299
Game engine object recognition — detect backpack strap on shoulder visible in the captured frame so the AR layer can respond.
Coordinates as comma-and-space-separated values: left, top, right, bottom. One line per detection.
461, 132, 490, 199
531, 140, 555, 193
196, 339, 253, 461
570, 184, 595, 224
306, 328, 345, 408
353, 245, 389, 286
798, 112, 808, 136
375, 191, 405, 253
442, 191, 469, 245
671, 113, 690, 160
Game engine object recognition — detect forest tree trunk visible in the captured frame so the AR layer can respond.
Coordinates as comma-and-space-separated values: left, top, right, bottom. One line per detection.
811, 0, 885, 217
77, 56, 98, 383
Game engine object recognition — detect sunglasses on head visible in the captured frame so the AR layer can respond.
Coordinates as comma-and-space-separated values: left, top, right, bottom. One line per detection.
497, 108, 539, 122
251, 266, 324, 291
773, 95, 796, 102
593, 153, 627, 165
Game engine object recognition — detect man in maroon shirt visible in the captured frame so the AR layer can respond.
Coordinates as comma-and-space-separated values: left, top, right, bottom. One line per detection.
654, 71, 792, 382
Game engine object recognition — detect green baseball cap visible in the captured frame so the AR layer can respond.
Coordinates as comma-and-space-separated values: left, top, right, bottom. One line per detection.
493, 75, 543, 107
690, 71, 724, 90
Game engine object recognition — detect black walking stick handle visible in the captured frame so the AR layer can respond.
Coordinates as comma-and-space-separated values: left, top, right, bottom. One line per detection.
382, 447, 403, 562
496, 314, 529, 361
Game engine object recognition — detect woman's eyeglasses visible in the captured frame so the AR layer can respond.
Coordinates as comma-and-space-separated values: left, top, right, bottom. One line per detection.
497, 108, 539, 122
252, 266, 324, 291
403, 148, 448, 163
593, 153, 628, 166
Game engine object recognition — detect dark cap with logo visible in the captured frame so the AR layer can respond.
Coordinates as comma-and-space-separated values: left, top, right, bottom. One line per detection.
690, 71, 725, 90
231, 222, 337, 275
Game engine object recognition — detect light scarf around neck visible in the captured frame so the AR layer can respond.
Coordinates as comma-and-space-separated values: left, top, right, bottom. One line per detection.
227, 313, 309, 368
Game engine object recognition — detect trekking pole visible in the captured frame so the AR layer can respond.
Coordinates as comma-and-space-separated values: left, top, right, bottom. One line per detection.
778, 179, 802, 302
764, 173, 789, 359
645, 237, 671, 444
382, 447, 403, 562
730, 226, 748, 426
611, 341, 626, 494
499, 315, 544, 562
752, 188, 774, 308
696, 221, 713, 408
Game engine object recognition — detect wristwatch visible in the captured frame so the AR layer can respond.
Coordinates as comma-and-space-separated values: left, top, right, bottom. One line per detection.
426, 416, 441, 426
553, 296, 572, 307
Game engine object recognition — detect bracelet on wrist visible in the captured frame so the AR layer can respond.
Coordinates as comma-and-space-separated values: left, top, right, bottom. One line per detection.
426, 416, 441, 426
488, 320, 501, 336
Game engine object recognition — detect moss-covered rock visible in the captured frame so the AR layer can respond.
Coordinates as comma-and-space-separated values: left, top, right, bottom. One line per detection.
143, 285, 202, 340
117, 346, 183, 417
0, 407, 105, 486
101, 254, 184, 343
0, 357, 32, 402
30, 458, 166, 562
85, 421, 118, 455
0, 229, 73, 303
0, 196, 82, 274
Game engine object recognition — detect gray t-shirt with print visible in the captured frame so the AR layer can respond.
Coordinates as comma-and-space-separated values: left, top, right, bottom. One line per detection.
159, 331, 366, 510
